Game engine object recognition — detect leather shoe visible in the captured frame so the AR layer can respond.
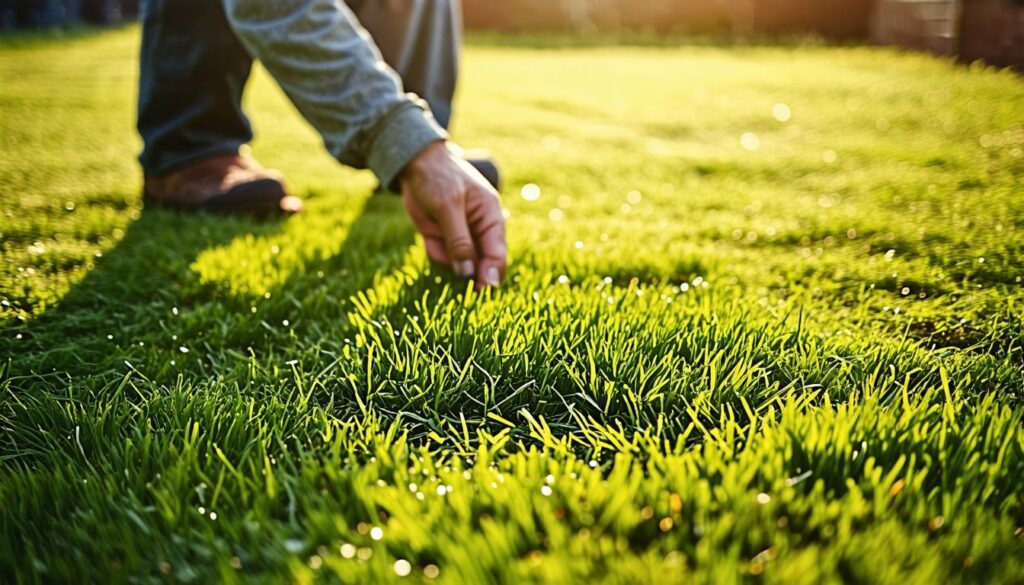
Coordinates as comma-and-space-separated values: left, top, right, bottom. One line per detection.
143, 154, 303, 217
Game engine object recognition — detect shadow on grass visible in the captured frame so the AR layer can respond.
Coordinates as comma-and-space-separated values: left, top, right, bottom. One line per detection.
1, 191, 426, 386
0, 22, 133, 48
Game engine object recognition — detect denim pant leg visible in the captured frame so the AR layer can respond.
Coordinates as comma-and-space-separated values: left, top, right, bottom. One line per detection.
137, 0, 254, 176
348, 0, 461, 130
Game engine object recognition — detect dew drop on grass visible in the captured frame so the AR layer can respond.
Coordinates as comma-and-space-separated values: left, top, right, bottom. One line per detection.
357, 547, 373, 561
107, 334, 113, 340
740, 132, 761, 151
370, 526, 383, 541
394, 560, 412, 577
557, 275, 570, 285
179, 346, 189, 353
198, 507, 205, 515
772, 103, 792, 122
424, 564, 440, 579
520, 183, 541, 201
574, 240, 584, 250
282, 319, 290, 327
756, 493, 772, 504
540, 485, 553, 496
340, 544, 356, 559
548, 208, 564, 222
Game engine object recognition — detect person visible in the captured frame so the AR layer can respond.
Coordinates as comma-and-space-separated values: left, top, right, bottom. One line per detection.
137, 0, 506, 288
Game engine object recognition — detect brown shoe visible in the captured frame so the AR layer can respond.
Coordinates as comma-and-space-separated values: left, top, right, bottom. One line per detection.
143, 154, 303, 217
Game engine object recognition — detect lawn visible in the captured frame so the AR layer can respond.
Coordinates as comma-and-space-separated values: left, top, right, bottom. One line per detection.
2, 27, 1024, 584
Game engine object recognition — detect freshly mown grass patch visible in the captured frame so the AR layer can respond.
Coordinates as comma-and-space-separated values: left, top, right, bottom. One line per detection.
2, 27, 1023, 584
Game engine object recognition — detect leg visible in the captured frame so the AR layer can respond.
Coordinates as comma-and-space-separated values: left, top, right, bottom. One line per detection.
348, 0, 461, 129
137, 0, 255, 175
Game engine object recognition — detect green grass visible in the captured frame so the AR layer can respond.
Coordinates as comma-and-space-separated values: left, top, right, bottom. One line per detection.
2, 27, 1024, 584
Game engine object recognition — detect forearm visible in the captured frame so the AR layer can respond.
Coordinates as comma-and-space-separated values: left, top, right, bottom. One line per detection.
221, 0, 447, 188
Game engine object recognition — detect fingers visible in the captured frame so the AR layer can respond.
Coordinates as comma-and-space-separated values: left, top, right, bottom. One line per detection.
436, 202, 479, 279
423, 236, 449, 266
399, 141, 507, 288
469, 189, 507, 289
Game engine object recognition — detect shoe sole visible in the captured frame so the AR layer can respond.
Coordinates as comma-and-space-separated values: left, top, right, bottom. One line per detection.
143, 179, 298, 218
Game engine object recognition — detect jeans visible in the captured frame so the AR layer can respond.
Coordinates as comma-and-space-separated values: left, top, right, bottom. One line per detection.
137, 0, 458, 185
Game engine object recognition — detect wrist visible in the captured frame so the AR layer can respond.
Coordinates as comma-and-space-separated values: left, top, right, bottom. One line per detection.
400, 139, 448, 185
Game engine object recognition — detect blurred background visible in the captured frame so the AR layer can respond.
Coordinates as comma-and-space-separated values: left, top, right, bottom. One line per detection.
1, 0, 1021, 68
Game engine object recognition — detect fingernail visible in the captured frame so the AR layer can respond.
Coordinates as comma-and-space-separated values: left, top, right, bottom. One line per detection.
455, 260, 474, 278
484, 267, 501, 287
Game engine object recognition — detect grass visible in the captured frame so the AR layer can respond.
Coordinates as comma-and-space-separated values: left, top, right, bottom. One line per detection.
2, 26, 1024, 584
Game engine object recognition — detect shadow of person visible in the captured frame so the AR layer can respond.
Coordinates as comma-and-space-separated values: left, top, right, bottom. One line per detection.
1, 191, 434, 391
1, 206, 292, 386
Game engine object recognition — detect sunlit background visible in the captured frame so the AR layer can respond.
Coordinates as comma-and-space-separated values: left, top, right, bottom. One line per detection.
2, 1, 1023, 583
3, 0, 1024, 67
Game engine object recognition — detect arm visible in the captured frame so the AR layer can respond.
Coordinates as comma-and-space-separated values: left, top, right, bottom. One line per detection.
222, 0, 506, 286
221, 0, 444, 190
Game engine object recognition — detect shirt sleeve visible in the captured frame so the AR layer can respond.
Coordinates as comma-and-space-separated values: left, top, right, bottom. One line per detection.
221, 0, 448, 189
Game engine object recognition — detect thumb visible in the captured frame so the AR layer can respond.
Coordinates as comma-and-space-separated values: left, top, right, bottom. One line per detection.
437, 205, 478, 279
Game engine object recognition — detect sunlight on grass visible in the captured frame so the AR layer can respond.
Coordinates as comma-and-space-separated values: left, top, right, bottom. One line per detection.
1, 27, 1023, 583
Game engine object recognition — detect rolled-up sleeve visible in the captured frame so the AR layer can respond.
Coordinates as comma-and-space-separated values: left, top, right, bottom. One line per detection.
222, 0, 447, 188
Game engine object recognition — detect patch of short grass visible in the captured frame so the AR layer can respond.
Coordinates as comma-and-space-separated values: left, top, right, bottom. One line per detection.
1, 28, 1023, 583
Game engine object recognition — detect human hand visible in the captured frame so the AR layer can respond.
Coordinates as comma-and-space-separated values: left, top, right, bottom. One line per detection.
399, 141, 507, 289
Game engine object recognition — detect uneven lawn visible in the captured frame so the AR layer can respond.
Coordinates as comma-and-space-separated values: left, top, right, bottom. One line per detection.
2, 29, 1024, 584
